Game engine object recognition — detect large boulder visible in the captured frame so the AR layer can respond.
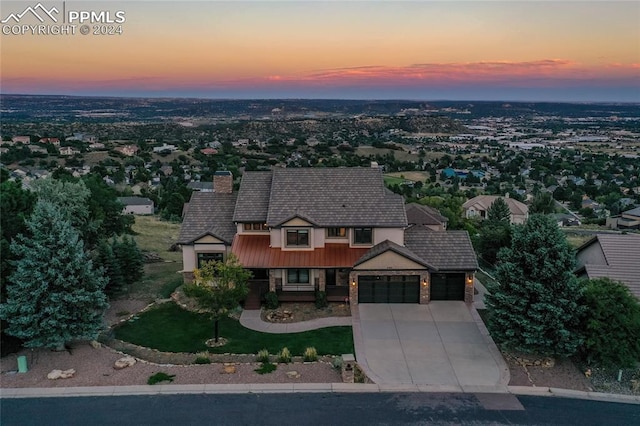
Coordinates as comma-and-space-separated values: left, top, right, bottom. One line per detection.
114, 356, 137, 370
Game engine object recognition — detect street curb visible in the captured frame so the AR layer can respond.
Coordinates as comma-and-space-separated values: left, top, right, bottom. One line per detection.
3, 383, 638, 404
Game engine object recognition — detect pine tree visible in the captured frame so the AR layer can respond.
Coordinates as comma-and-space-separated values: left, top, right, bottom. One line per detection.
95, 239, 126, 296
485, 214, 584, 357
0, 201, 108, 350
487, 197, 511, 224
114, 236, 144, 286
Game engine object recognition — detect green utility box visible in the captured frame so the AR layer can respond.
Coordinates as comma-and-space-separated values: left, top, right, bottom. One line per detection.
17, 355, 28, 373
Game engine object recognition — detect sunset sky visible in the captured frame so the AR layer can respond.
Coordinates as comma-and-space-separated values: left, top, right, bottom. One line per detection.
1, 1, 639, 101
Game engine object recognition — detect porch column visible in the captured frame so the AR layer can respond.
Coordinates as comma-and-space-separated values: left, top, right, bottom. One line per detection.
348, 271, 358, 305
319, 270, 326, 292
269, 269, 276, 292
464, 272, 475, 303
419, 271, 430, 304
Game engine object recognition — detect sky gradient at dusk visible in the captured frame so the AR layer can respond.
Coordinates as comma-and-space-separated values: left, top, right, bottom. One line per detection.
1, 1, 639, 101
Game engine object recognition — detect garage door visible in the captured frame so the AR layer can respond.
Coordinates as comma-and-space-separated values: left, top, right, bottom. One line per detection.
358, 275, 420, 303
430, 273, 465, 301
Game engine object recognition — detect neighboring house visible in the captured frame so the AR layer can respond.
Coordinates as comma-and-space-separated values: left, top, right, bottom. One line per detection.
606, 206, 640, 230
575, 234, 640, 299
114, 145, 139, 157
405, 203, 448, 231
187, 181, 214, 192
118, 197, 154, 215
39, 137, 60, 146
59, 146, 80, 156
178, 168, 477, 307
12, 136, 30, 144
462, 195, 529, 224
153, 143, 178, 153
554, 213, 581, 227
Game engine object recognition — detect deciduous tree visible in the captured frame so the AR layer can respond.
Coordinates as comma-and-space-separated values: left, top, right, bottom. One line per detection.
184, 255, 250, 343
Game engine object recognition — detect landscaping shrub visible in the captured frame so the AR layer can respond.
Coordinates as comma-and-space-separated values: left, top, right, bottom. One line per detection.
265, 291, 279, 309
147, 372, 175, 385
303, 347, 318, 362
315, 291, 328, 309
257, 348, 270, 363
254, 362, 277, 374
194, 353, 211, 364
332, 356, 343, 371
278, 347, 292, 363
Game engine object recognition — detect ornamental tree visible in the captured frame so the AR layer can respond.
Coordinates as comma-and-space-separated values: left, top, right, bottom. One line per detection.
184, 254, 251, 343
485, 214, 585, 357
0, 201, 108, 350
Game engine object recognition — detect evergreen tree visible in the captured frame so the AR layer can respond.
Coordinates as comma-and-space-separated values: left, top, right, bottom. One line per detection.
580, 278, 640, 368
485, 214, 584, 357
530, 192, 556, 214
487, 197, 511, 224
0, 201, 108, 349
115, 235, 144, 286
95, 239, 126, 296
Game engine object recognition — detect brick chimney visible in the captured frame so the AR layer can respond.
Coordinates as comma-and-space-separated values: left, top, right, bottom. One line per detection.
213, 171, 233, 194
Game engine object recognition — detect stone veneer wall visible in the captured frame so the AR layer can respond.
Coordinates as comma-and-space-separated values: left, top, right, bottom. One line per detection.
182, 271, 195, 284
464, 273, 475, 304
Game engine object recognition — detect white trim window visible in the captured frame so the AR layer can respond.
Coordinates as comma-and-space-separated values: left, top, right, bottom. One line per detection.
353, 227, 373, 245
286, 228, 310, 247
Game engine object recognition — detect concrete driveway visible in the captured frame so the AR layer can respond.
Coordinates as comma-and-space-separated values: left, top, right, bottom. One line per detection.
352, 302, 509, 389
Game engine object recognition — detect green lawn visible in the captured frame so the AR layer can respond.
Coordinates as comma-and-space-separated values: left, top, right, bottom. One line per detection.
114, 302, 354, 355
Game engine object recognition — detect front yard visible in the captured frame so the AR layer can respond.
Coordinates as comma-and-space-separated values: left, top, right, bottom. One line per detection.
114, 302, 354, 356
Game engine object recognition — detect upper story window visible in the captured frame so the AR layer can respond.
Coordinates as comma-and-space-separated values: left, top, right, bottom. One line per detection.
286, 229, 309, 246
197, 252, 224, 268
353, 227, 373, 245
326, 227, 347, 238
243, 223, 268, 231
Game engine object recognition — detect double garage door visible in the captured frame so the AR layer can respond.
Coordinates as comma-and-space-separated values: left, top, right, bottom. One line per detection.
358, 275, 420, 303
358, 273, 466, 303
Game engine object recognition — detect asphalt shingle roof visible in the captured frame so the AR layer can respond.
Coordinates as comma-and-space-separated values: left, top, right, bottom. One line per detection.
579, 234, 640, 299
265, 168, 407, 227
405, 203, 448, 226
462, 195, 528, 216
177, 192, 237, 244
232, 172, 272, 222
117, 196, 153, 206
404, 225, 478, 271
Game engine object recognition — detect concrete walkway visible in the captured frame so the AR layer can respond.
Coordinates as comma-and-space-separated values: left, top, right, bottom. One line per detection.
352, 303, 510, 389
239, 309, 351, 334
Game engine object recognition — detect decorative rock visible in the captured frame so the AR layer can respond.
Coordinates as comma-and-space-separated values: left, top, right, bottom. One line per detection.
222, 364, 236, 374
286, 370, 301, 379
114, 356, 137, 370
47, 369, 75, 380
90, 340, 101, 349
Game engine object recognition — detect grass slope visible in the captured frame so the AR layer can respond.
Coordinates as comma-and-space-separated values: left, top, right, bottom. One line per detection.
115, 302, 354, 355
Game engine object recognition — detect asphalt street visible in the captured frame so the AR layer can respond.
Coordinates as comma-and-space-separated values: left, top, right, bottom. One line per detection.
2, 393, 639, 425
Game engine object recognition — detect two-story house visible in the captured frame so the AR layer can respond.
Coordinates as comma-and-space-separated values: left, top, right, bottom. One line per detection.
178, 168, 478, 308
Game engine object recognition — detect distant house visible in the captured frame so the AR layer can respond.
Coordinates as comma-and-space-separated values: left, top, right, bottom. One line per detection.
27, 145, 48, 154
59, 146, 80, 156
606, 206, 640, 230
114, 145, 139, 157
200, 148, 218, 156
575, 234, 640, 299
118, 197, 154, 215
12, 136, 30, 144
462, 195, 529, 224
88, 142, 106, 150
553, 213, 581, 227
39, 137, 60, 146
153, 143, 177, 153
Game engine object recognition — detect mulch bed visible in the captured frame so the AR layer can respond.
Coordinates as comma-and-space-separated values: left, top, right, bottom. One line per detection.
261, 302, 351, 323
503, 351, 593, 391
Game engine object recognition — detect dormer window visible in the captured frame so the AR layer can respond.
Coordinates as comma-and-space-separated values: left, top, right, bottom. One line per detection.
353, 227, 373, 245
286, 229, 309, 246
243, 223, 268, 231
